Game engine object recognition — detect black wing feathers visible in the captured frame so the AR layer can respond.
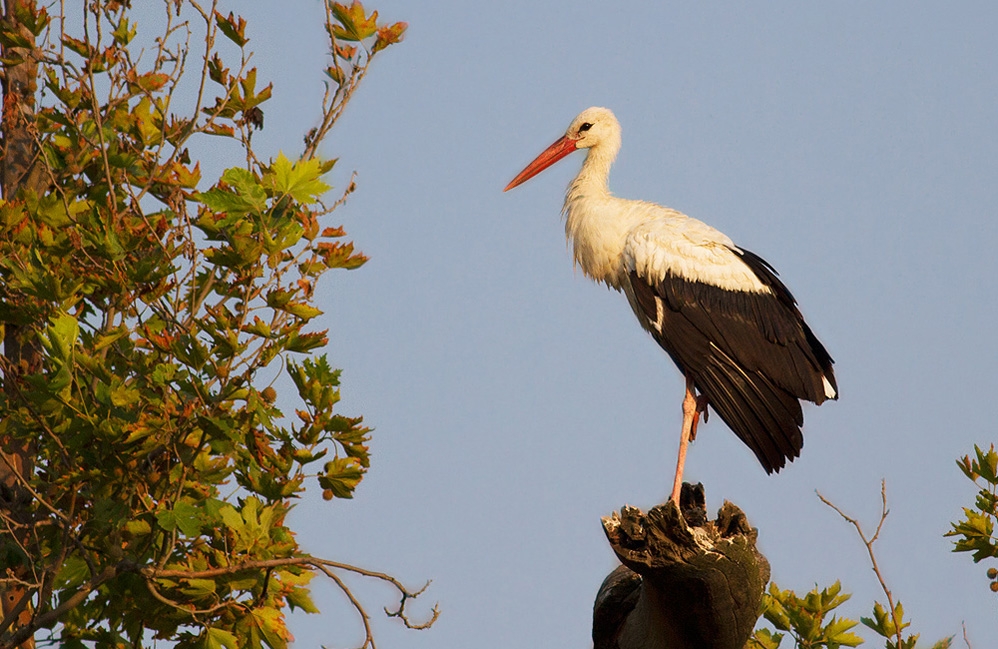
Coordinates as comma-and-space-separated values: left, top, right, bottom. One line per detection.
628, 247, 835, 474
736, 248, 837, 397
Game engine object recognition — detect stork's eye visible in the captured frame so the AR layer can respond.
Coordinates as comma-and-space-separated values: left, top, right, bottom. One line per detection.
579, 122, 593, 132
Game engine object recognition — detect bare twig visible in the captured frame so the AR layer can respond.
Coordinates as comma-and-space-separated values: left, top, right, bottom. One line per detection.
80, 4, 119, 218
384, 580, 440, 630
314, 564, 376, 649
817, 481, 903, 649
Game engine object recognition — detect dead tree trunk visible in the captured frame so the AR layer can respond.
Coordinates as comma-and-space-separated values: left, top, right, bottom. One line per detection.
593, 484, 769, 649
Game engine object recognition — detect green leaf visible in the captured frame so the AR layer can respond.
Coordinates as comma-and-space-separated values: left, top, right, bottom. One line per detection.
214, 11, 248, 47
205, 627, 239, 649
196, 167, 268, 216
762, 581, 862, 649
285, 331, 327, 353
157, 500, 204, 537
947, 508, 997, 561
93, 324, 130, 351
45, 311, 79, 362
181, 578, 217, 597
267, 153, 331, 204
977, 444, 998, 484
124, 519, 152, 536
747, 628, 783, 649
218, 503, 245, 532
38, 312, 79, 400
824, 616, 863, 647
54, 554, 89, 589
109, 380, 140, 407
112, 16, 136, 45
287, 586, 320, 614
173, 500, 205, 537
319, 456, 365, 499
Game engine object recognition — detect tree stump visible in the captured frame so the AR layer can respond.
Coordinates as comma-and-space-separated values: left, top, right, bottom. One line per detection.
593, 483, 769, 649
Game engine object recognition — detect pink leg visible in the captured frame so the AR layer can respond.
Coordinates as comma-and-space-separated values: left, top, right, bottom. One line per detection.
669, 376, 705, 505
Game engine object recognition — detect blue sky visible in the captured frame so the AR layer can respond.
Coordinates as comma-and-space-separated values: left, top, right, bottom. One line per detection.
158, 2, 998, 646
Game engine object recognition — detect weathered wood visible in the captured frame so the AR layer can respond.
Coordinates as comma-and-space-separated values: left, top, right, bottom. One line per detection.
594, 483, 769, 649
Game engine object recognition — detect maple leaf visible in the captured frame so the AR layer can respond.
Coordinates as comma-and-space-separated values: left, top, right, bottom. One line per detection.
330, 1, 378, 41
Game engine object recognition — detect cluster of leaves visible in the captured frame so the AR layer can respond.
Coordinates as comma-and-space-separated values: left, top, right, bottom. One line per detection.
750, 581, 862, 649
946, 444, 998, 592
751, 582, 952, 649
0, 2, 422, 649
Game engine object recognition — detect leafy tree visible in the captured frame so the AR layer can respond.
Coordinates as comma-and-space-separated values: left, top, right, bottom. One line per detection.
947, 444, 998, 593
0, 2, 433, 648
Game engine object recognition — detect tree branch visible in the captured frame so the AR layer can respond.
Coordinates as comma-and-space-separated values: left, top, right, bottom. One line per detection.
817, 481, 902, 649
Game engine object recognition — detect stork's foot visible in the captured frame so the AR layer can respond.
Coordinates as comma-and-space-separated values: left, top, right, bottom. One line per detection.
683, 391, 710, 441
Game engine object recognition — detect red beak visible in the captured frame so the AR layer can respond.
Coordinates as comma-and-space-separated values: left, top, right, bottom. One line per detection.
504, 135, 579, 192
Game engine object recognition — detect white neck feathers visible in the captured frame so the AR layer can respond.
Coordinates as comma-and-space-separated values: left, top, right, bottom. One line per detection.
562, 142, 632, 289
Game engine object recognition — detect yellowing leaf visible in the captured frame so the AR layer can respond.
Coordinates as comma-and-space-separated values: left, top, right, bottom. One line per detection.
284, 302, 322, 320
330, 1, 378, 41
249, 606, 290, 649
267, 153, 331, 203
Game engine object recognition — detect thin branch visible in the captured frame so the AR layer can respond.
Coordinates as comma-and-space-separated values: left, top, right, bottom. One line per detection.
817, 481, 902, 649
143, 578, 234, 617
0, 565, 116, 649
314, 564, 375, 649
384, 580, 439, 630
0, 451, 69, 523
80, 4, 119, 218
139, 556, 438, 636
316, 171, 357, 217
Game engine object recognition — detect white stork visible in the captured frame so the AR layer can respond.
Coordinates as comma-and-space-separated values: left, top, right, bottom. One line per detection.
504, 107, 837, 504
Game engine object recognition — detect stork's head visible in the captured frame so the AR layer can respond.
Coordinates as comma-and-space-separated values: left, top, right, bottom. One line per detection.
566, 106, 620, 151
504, 106, 621, 192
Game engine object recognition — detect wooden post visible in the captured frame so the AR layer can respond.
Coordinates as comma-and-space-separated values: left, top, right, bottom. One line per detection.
593, 484, 769, 649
